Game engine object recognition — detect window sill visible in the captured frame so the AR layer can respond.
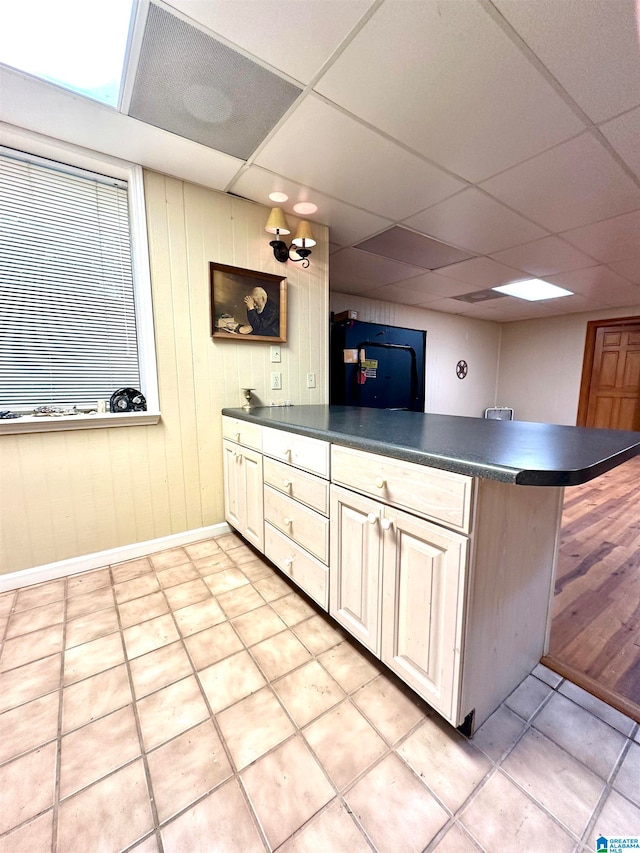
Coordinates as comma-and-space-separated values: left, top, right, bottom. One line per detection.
0, 411, 161, 435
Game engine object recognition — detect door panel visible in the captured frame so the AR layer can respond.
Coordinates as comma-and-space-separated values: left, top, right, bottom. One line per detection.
242, 447, 264, 552
329, 485, 382, 655
222, 440, 243, 531
585, 324, 640, 431
381, 507, 467, 722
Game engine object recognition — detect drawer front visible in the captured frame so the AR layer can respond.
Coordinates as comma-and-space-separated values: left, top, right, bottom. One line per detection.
262, 426, 329, 479
263, 456, 329, 516
222, 416, 262, 451
264, 485, 329, 563
331, 445, 474, 534
265, 523, 328, 610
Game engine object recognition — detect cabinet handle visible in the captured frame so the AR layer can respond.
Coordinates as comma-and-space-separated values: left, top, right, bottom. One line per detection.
283, 480, 292, 489
284, 517, 293, 526
375, 477, 386, 489
284, 448, 292, 458
380, 517, 392, 531
235, 431, 241, 440
284, 556, 294, 566
233, 450, 242, 460
367, 512, 378, 525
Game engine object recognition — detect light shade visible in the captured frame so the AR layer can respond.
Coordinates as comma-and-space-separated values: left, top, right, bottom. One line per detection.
492, 279, 573, 301
265, 208, 290, 235
291, 220, 316, 248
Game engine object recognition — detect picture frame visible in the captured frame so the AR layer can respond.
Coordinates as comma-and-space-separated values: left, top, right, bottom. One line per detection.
210, 262, 287, 343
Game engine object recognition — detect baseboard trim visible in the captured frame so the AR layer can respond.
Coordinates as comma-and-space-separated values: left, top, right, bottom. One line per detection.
0, 523, 232, 593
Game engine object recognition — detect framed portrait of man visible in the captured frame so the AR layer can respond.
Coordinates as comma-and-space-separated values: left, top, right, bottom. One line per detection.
209, 263, 287, 343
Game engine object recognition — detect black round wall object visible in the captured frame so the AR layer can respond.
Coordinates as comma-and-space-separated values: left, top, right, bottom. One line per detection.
109, 388, 147, 413
456, 360, 468, 380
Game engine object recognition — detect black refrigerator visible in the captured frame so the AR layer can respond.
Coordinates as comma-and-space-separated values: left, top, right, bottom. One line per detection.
330, 318, 426, 411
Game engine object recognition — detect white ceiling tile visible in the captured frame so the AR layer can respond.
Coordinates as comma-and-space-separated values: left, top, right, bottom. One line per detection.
545, 266, 640, 305
230, 164, 393, 246
597, 289, 640, 309
413, 298, 466, 315
365, 284, 434, 306
608, 258, 640, 285
404, 188, 547, 254
436, 256, 526, 287
480, 133, 640, 232
559, 209, 640, 263
385, 271, 477, 300
255, 95, 466, 220
490, 236, 599, 277
314, 0, 584, 182
165, 0, 376, 84
476, 298, 564, 322
600, 107, 640, 181
329, 248, 426, 290
327, 278, 376, 295
492, 0, 640, 123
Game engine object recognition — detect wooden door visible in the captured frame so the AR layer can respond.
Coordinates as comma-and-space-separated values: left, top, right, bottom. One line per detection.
380, 506, 467, 722
329, 485, 383, 655
578, 319, 640, 430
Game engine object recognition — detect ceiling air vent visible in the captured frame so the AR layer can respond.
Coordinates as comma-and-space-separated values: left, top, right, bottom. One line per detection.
453, 289, 508, 303
355, 226, 475, 270
128, 3, 302, 160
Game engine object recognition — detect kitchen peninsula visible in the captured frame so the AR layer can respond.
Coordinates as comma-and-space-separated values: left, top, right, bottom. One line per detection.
221, 405, 640, 733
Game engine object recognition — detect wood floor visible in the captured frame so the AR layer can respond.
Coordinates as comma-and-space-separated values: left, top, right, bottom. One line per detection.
543, 455, 640, 721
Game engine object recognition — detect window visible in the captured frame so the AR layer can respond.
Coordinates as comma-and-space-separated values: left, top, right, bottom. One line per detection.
0, 0, 134, 108
0, 130, 158, 431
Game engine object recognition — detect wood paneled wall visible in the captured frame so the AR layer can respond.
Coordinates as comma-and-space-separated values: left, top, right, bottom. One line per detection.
0, 173, 329, 575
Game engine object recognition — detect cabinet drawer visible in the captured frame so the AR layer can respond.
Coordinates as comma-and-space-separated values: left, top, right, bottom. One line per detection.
222, 416, 262, 451
265, 523, 328, 610
262, 426, 329, 479
264, 485, 329, 563
331, 445, 474, 534
263, 457, 329, 516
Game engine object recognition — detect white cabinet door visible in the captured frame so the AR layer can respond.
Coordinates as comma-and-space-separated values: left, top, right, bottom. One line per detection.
329, 485, 383, 655
381, 506, 467, 722
242, 446, 264, 552
222, 439, 264, 552
222, 439, 243, 532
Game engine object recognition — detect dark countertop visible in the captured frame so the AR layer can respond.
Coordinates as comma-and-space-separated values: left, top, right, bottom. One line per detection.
222, 405, 640, 486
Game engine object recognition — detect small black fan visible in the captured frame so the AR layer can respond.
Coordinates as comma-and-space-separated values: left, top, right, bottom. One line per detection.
109, 388, 147, 413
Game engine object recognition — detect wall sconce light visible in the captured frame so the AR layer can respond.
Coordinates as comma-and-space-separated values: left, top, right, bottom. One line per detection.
265, 208, 316, 269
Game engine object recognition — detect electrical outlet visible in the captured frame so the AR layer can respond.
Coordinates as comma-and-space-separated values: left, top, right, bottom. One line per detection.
271, 372, 282, 390
306, 373, 316, 389
270, 345, 281, 363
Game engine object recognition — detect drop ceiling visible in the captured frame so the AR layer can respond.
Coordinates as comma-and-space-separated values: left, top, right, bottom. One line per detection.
2, 0, 640, 322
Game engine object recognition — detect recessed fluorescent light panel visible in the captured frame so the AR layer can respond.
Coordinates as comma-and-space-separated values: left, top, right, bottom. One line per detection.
0, 0, 134, 106
492, 279, 574, 301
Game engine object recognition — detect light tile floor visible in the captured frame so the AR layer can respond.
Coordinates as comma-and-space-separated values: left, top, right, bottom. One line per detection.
1, 533, 639, 853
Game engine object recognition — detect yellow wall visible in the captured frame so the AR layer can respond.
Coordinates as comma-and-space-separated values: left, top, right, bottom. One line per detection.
0, 172, 329, 575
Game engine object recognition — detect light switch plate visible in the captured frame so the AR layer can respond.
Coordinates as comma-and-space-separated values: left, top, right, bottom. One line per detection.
306, 373, 316, 389
270, 345, 281, 363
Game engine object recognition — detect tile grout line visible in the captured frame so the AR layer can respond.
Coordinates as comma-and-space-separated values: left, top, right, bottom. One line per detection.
578, 732, 638, 848
201, 540, 387, 850
152, 548, 273, 853
110, 556, 166, 853
50, 576, 69, 853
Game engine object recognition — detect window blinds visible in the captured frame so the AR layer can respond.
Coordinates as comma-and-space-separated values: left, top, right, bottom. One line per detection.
0, 148, 141, 409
